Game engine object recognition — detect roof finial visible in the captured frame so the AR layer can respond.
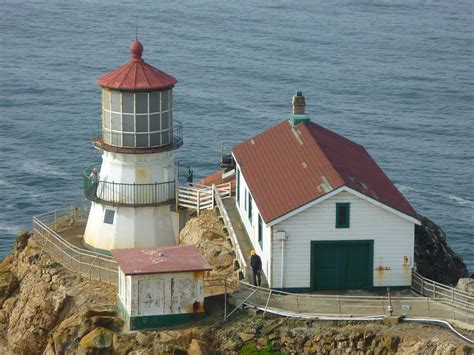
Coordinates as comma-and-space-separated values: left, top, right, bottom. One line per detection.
135, 18, 138, 41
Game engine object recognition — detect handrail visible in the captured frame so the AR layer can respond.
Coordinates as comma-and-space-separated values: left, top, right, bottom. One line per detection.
32, 205, 118, 284
214, 186, 248, 278
412, 271, 473, 298
83, 164, 176, 207
233, 281, 473, 326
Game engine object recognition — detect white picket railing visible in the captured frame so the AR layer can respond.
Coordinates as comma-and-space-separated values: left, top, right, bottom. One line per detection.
177, 181, 233, 214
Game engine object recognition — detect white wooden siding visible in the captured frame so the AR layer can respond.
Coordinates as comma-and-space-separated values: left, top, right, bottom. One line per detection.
271, 190, 415, 288
235, 164, 272, 281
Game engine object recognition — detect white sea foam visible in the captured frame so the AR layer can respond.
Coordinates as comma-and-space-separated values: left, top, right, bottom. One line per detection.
19, 159, 70, 179
446, 195, 474, 208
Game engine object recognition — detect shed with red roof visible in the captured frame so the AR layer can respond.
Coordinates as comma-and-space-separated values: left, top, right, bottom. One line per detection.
112, 245, 211, 330
232, 92, 420, 291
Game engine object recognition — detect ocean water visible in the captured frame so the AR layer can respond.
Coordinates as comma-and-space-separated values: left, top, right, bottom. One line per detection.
0, 0, 472, 271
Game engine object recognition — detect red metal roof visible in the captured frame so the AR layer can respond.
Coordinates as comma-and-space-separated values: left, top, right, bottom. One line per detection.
97, 40, 177, 91
198, 169, 236, 188
111, 245, 212, 276
233, 120, 417, 223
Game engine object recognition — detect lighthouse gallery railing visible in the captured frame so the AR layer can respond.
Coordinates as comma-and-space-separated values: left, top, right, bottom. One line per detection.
84, 165, 175, 207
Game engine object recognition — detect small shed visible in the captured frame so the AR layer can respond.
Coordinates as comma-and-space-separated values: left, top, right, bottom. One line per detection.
112, 245, 212, 330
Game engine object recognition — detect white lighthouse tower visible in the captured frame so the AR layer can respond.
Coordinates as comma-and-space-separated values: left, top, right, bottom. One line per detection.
83, 40, 183, 253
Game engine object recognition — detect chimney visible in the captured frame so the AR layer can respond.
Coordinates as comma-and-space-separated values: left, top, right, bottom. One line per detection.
290, 91, 310, 126
292, 91, 306, 115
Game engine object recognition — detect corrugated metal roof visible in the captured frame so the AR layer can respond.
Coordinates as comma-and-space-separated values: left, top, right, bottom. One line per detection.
97, 40, 177, 91
111, 245, 212, 276
233, 120, 417, 223
198, 169, 236, 187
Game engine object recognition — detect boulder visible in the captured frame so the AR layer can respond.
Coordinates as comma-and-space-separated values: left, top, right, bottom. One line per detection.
0, 272, 18, 306
187, 338, 212, 355
15, 231, 31, 252
78, 327, 113, 351
7, 284, 67, 354
415, 215, 468, 285
455, 278, 474, 294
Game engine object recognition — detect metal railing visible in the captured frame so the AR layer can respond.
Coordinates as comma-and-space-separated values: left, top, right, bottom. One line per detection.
214, 186, 248, 279
228, 281, 474, 325
92, 121, 184, 153
32, 205, 118, 284
412, 270, 473, 314
84, 165, 175, 207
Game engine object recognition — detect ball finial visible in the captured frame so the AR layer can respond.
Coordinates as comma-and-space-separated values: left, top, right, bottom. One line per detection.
130, 40, 144, 61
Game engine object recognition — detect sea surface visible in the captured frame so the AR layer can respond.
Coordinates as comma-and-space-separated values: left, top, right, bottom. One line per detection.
0, 0, 472, 271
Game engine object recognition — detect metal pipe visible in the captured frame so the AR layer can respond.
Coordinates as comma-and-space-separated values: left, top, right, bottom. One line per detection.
281, 239, 285, 289
403, 317, 474, 345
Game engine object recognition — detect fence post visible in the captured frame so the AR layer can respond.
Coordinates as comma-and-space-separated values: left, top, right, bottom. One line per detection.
197, 190, 200, 216
212, 185, 215, 210
224, 276, 227, 321
452, 288, 455, 320
426, 298, 431, 317
433, 283, 436, 299
421, 277, 424, 296
296, 294, 300, 313
112, 181, 115, 205
338, 295, 342, 315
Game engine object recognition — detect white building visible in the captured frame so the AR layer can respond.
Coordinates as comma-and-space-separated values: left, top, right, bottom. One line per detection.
83, 40, 185, 252
232, 92, 420, 291
112, 245, 211, 330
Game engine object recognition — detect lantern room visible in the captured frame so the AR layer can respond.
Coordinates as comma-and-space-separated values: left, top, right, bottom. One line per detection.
96, 40, 180, 151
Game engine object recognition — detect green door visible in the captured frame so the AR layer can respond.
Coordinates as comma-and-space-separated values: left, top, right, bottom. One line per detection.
311, 241, 373, 291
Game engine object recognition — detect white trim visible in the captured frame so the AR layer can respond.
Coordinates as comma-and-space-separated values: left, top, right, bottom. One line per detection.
267, 186, 420, 226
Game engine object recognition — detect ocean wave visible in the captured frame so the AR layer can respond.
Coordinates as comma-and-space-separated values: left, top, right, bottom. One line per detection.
19, 159, 71, 179
446, 195, 474, 208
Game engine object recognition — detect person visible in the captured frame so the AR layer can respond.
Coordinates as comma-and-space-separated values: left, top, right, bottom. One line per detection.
89, 168, 99, 197
250, 250, 262, 286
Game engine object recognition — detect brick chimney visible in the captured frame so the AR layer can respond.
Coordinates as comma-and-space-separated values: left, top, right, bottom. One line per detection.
290, 91, 310, 126
292, 91, 306, 115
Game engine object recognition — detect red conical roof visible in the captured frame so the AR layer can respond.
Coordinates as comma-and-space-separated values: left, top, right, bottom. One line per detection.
97, 40, 177, 91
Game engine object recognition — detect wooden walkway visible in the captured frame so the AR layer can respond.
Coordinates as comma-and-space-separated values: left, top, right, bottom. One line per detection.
221, 197, 268, 287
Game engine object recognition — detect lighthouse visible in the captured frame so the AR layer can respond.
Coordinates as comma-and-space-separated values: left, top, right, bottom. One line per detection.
83, 40, 183, 253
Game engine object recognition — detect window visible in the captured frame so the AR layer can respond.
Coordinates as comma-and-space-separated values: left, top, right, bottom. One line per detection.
104, 209, 115, 224
236, 168, 240, 204
244, 189, 247, 211
258, 214, 263, 249
101, 89, 174, 149
135, 94, 148, 113
248, 192, 253, 223
336, 203, 350, 228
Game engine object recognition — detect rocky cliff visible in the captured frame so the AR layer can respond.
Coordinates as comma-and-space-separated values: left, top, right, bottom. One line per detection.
415, 215, 469, 285
0, 211, 472, 354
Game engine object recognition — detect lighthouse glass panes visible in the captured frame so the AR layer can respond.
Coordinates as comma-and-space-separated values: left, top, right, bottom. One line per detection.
101, 89, 173, 148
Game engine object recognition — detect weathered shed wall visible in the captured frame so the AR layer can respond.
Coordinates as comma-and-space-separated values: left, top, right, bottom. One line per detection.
120, 271, 205, 317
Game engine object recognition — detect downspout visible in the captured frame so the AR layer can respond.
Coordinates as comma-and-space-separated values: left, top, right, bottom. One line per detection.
281, 239, 285, 289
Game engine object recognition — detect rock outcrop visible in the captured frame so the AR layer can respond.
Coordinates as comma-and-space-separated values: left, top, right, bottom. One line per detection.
415, 215, 469, 285
456, 278, 474, 294
0, 218, 472, 354
179, 210, 240, 294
